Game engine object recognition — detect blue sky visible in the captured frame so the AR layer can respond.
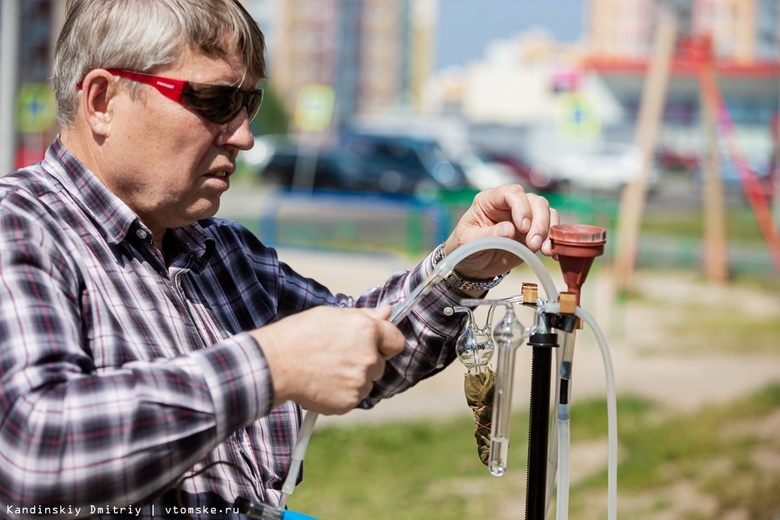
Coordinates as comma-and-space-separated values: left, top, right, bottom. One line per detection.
435, 0, 585, 69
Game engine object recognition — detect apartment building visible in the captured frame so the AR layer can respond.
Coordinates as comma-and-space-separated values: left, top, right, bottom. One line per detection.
251, 0, 436, 131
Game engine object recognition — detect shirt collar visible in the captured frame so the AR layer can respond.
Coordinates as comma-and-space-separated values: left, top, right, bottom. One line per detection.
43, 138, 212, 260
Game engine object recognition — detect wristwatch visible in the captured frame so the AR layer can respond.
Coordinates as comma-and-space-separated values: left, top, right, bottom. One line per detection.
432, 243, 510, 293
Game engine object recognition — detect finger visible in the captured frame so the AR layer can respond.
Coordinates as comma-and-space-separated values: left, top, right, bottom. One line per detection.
503, 186, 534, 235
369, 358, 386, 382
524, 194, 552, 252
359, 380, 374, 401
540, 207, 560, 257
358, 306, 403, 359
376, 321, 405, 360
471, 220, 515, 241
371, 305, 393, 321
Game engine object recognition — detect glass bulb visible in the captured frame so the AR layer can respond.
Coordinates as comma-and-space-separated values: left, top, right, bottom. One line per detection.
492, 309, 530, 349
456, 327, 494, 370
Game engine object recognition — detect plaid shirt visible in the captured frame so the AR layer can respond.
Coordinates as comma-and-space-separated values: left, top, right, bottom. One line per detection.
0, 139, 464, 519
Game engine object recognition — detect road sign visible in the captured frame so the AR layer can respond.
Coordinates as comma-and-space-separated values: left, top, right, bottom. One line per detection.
555, 92, 601, 142
294, 84, 335, 132
16, 83, 56, 134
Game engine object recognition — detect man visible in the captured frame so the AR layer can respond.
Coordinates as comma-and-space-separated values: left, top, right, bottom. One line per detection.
0, 0, 558, 518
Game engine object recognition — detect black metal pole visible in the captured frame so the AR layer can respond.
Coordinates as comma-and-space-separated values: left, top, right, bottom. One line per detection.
525, 317, 558, 520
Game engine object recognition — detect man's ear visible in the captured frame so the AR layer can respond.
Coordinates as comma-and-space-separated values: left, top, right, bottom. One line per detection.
78, 69, 116, 137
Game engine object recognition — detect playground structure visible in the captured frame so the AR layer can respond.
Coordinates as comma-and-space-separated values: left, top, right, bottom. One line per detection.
613, 8, 780, 292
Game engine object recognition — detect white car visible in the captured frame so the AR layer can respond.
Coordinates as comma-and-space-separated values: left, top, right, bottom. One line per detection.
546, 142, 659, 193
457, 152, 518, 191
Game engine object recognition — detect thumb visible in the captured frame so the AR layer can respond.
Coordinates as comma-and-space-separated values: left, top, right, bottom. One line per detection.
368, 305, 393, 321
361, 306, 403, 359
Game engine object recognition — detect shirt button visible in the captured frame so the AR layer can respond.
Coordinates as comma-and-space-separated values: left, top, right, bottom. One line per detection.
136, 229, 149, 240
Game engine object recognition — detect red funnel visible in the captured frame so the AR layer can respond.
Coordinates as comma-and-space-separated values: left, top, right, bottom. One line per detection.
549, 224, 607, 306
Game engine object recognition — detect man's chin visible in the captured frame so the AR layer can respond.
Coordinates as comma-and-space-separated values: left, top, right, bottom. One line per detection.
182, 200, 221, 225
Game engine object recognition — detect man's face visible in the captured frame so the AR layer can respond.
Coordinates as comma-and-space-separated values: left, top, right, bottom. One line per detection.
100, 50, 256, 237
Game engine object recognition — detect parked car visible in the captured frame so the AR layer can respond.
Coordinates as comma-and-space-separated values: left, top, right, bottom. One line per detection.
477, 149, 562, 193
338, 133, 470, 195
656, 147, 700, 172
262, 147, 366, 190
456, 152, 518, 191
239, 134, 295, 172
243, 133, 470, 196
545, 142, 659, 194
238, 135, 359, 190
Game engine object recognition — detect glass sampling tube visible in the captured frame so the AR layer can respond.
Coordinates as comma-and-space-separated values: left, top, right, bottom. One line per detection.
488, 307, 526, 476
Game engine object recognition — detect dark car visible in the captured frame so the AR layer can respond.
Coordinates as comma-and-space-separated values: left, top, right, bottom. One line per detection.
338, 133, 470, 195
260, 146, 363, 190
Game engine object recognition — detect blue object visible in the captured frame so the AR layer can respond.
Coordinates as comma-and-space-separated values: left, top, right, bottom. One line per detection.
282, 510, 317, 520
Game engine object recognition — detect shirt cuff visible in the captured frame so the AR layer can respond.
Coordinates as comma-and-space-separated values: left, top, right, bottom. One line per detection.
189, 332, 273, 440
408, 250, 475, 336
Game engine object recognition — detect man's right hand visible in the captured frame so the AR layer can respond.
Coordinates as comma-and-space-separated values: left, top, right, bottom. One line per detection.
250, 306, 404, 415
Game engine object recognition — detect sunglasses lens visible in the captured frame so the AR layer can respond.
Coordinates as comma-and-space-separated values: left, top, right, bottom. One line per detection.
244, 90, 263, 122
183, 86, 263, 124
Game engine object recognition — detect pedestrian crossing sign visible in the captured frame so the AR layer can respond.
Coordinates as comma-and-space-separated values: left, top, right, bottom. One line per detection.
294, 84, 335, 132
555, 92, 601, 142
16, 83, 57, 134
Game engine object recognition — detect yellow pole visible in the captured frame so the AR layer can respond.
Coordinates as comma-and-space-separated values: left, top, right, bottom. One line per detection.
613, 8, 678, 293
699, 63, 730, 283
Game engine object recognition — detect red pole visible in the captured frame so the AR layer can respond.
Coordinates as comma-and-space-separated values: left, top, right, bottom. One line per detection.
695, 37, 780, 274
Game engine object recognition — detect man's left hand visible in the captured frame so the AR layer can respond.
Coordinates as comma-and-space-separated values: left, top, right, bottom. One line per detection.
441, 184, 559, 280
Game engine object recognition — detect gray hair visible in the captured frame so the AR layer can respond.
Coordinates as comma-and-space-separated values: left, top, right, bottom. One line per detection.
53, 0, 266, 129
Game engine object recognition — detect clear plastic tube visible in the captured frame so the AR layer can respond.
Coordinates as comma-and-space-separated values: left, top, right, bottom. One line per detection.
542, 302, 618, 520
576, 305, 617, 520
280, 237, 558, 506
546, 330, 576, 515
389, 236, 558, 324
555, 406, 570, 520
278, 409, 317, 509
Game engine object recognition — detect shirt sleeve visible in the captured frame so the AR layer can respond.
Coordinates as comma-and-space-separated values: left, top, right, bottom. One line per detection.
266, 235, 468, 408
356, 252, 469, 406
0, 197, 272, 510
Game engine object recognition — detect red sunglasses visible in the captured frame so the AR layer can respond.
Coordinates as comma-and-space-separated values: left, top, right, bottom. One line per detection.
89, 69, 263, 124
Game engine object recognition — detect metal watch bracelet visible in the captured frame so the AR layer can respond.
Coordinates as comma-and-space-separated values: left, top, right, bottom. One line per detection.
431, 243, 510, 292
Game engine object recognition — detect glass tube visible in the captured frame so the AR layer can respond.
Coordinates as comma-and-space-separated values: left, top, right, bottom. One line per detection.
487, 306, 528, 476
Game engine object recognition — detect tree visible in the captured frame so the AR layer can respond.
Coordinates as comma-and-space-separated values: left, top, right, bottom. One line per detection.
251, 82, 289, 136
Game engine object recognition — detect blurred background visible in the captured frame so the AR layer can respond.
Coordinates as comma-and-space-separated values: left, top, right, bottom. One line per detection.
3, 0, 779, 274
2, 0, 780, 518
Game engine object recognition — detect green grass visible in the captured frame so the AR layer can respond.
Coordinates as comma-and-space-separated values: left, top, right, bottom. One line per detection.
664, 306, 780, 354
287, 385, 780, 520
602, 384, 780, 519
288, 411, 530, 520
641, 206, 766, 244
